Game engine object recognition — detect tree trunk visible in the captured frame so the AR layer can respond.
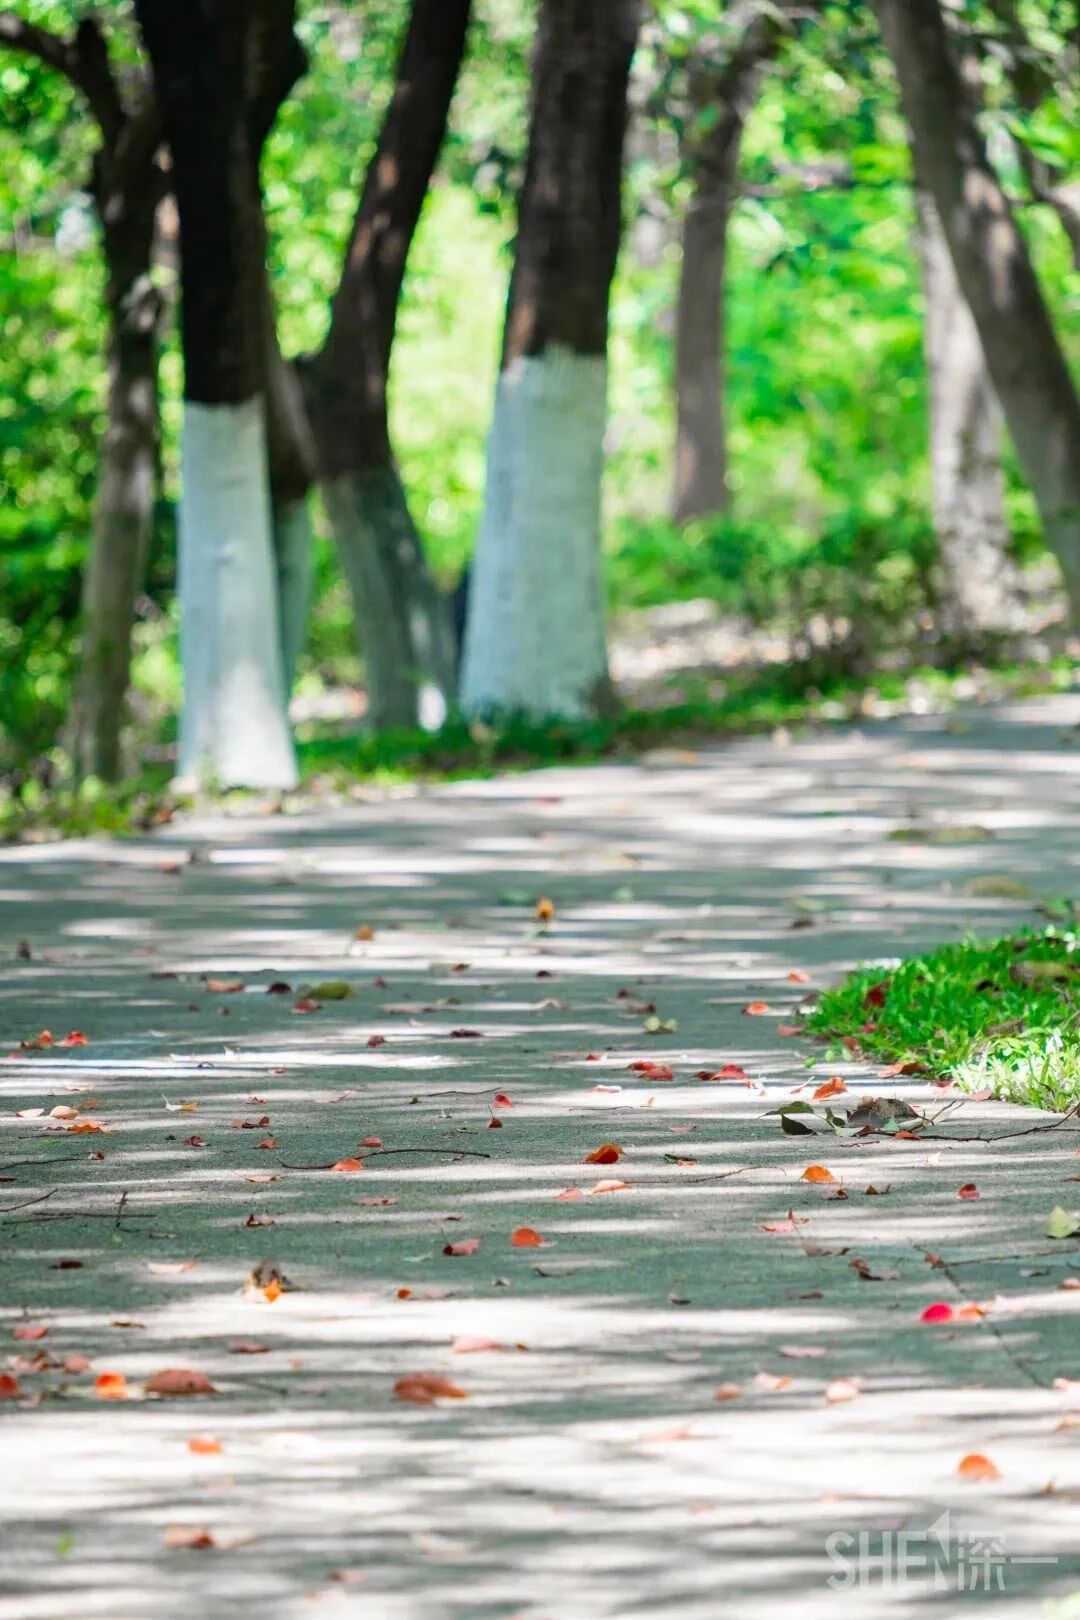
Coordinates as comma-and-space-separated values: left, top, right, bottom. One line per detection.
69, 182, 162, 781
914, 186, 1023, 646
136, 0, 296, 789
672, 25, 774, 525
307, 0, 469, 731
873, 0, 1080, 620
461, 0, 639, 720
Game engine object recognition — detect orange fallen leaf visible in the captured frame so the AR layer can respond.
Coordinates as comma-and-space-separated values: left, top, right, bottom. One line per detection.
787, 970, 811, 984
13, 1324, 47, 1341
452, 1336, 503, 1353
360, 1136, 382, 1148
187, 1436, 223, 1455
292, 998, 320, 1014
145, 1368, 218, 1397
591, 1179, 630, 1194
59, 1031, 87, 1046
812, 1077, 847, 1101
67, 1118, 104, 1134
394, 1372, 468, 1405
555, 1187, 584, 1201
585, 1143, 622, 1164
443, 1238, 481, 1256
331, 1159, 365, 1173
354, 924, 375, 941
94, 1371, 128, 1400
713, 1383, 742, 1402
825, 1378, 861, 1404
743, 1002, 771, 1016
261, 1278, 282, 1303
254, 1136, 278, 1150
534, 896, 555, 922
801, 1165, 836, 1184
163, 1526, 216, 1549
957, 1182, 980, 1200
205, 978, 244, 994
697, 1064, 748, 1081
957, 1452, 1000, 1482
510, 1227, 545, 1248
955, 1302, 985, 1321
753, 1371, 793, 1392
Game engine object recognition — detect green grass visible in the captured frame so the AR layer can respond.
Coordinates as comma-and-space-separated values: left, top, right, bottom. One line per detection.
807, 926, 1080, 1111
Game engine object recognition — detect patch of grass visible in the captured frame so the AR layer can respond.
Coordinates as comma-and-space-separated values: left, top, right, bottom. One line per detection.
807, 926, 1080, 1111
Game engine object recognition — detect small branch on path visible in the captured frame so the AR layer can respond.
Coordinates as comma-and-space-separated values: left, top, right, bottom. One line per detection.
0, 1188, 57, 1214
278, 1147, 493, 1170
114, 1190, 128, 1228
925, 1103, 1080, 1145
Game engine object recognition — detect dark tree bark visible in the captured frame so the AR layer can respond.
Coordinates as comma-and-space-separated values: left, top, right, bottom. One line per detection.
873, 0, 1080, 619
135, 0, 296, 788
305, 0, 471, 730
0, 11, 166, 783
672, 10, 781, 523
461, 0, 640, 720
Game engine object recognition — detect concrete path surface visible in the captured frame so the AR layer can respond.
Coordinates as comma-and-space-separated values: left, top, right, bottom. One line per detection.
2, 695, 1080, 1619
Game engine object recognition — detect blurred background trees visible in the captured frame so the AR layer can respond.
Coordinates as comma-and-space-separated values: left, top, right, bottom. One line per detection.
0, 0, 1077, 802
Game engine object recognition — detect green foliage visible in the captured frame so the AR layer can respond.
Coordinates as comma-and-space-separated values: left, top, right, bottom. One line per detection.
808, 926, 1080, 1110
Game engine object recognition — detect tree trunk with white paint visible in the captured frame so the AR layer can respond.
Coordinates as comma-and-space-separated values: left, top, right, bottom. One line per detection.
461, 0, 639, 720
874, 0, 1080, 621
136, 0, 296, 788
914, 187, 1024, 646
307, 0, 469, 730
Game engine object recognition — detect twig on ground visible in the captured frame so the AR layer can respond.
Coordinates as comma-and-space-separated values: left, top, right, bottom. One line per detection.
0, 1188, 57, 1214
278, 1147, 493, 1169
114, 1190, 128, 1228
926, 1102, 1080, 1144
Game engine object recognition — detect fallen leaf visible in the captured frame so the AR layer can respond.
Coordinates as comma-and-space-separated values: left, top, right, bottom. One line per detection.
443, 1238, 482, 1256
590, 1178, 630, 1194
187, 1436, 223, 1455
762, 1219, 799, 1234
244, 1213, 274, 1228
145, 1368, 218, 1397
13, 1324, 47, 1341
697, 1064, 748, 1081
67, 1118, 104, 1135
1047, 1206, 1080, 1239
366, 1034, 387, 1048
229, 1341, 269, 1355
63, 1355, 90, 1373
254, 1136, 278, 1150
585, 1142, 622, 1164
94, 1371, 128, 1400
919, 1302, 954, 1323
713, 1383, 742, 1401
957, 1452, 1000, 1482
59, 1031, 88, 1047
801, 1164, 836, 1184
555, 1187, 584, 1201
752, 1372, 793, 1392
266, 981, 292, 995
0, 1374, 20, 1399
331, 1159, 365, 1173
452, 1337, 502, 1353
292, 999, 320, 1014
957, 1183, 980, 1200
534, 896, 556, 923
812, 1078, 847, 1101
205, 978, 244, 994
779, 1344, 827, 1359
393, 1372, 468, 1405
356, 1196, 396, 1207
776, 1024, 802, 1036
743, 1002, 771, 1016
163, 1526, 216, 1549
510, 1227, 545, 1248
629, 1060, 673, 1079
360, 1136, 382, 1148
49, 1105, 79, 1120
183, 1135, 207, 1148
354, 924, 375, 941
825, 1378, 861, 1404
492, 1093, 514, 1109
787, 970, 811, 984
449, 1028, 483, 1039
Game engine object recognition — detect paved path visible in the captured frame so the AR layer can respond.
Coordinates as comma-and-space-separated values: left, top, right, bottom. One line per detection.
3, 696, 1080, 1619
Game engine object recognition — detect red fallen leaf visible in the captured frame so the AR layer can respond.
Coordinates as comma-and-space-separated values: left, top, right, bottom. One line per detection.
813, 1077, 848, 1101
591, 1178, 630, 1194
801, 1165, 836, 1184
824, 1187, 848, 1201
776, 1024, 802, 1037
840, 1035, 862, 1054
94, 1371, 129, 1400
510, 1227, 545, 1248
232, 1116, 271, 1130
244, 1174, 279, 1184
957, 1182, 980, 1200
881, 1060, 925, 1078
59, 1031, 87, 1047
64, 1354, 90, 1373
292, 998, 320, 1014
863, 980, 889, 1008
584, 1052, 601, 1061
443, 1238, 482, 1256
163, 1526, 216, 1549
697, 1064, 748, 1081
145, 1368, 219, 1397
243, 1214, 274, 1228
205, 978, 244, 993
787, 970, 811, 984
492, 1093, 513, 1109
585, 1142, 623, 1164
825, 1377, 861, 1404
229, 1341, 269, 1355
366, 1035, 387, 1048
487, 1116, 503, 1128
449, 1028, 483, 1039
331, 1159, 365, 1173
957, 1452, 1000, 1482
0, 1374, 20, 1399
21, 1030, 54, 1050
920, 1302, 954, 1324
713, 1383, 743, 1402
396, 1287, 413, 1299
255, 1137, 278, 1150
452, 1336, 503, 1353
743, 1002, 771, 1016
184, 1135, 207, 1148
13, 1324, 47, 1341
187, 1436, 223, 1455
360, 1136, 382, 1148
451, 962, 470, 973
51, 1258, 82, 1270
555, 1187, 584, 1201
394, 1372, 468, 1405
629, 1061, 674, 1079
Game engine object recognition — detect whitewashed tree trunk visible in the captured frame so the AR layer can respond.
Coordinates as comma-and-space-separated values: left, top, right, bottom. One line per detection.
177, 399, 297, 789
915, 188, 1023, 642
462, 347, 610, 718
272, 495, 313, 692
